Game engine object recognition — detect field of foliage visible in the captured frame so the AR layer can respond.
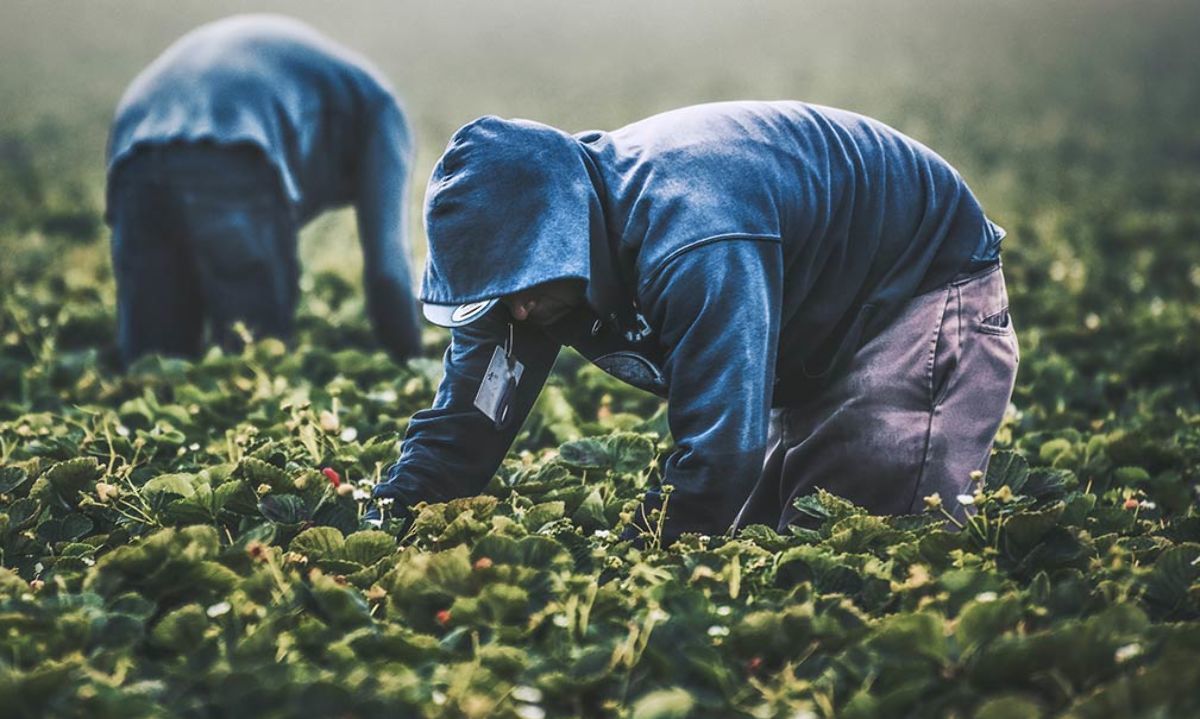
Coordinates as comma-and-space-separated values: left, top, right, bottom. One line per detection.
2, 1, 1200, 717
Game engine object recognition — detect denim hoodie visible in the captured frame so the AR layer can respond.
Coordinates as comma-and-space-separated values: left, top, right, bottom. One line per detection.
106, 14, 419, 358
377, 101, 1003, 537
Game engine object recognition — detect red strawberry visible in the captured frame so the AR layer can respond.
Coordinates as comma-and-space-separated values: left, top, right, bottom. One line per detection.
435, 609, 452, 627
322, 467, 341, 488
1123, 497, 1139, 510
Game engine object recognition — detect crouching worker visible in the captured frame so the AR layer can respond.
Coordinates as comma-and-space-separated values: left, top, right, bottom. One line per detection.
105, 14, 420, 366
372, 101, 1019, 541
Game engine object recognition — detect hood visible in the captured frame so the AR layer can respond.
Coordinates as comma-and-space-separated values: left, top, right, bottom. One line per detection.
421, 116, 598, 318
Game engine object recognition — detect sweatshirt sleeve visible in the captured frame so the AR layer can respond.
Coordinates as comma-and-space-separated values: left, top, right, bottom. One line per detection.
355, 97, 422, 362
373, 307, 561, 508
637, 237, 782, 539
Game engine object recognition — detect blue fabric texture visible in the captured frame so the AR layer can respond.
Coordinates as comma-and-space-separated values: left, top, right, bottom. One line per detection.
109, 145, 298, 365
421, 117, 596, 306
377, 101, 1005, 538
106, 14, 420, 359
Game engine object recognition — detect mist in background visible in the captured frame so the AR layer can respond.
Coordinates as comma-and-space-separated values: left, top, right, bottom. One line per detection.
1, 0, 1197, 318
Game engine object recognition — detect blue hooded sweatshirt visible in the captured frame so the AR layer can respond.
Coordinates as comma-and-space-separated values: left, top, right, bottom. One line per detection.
377, 101, 1004, 537
106, 14, 419, 358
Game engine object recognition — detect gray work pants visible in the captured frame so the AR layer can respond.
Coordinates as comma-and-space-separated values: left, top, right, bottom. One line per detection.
737, 262, 1019, 530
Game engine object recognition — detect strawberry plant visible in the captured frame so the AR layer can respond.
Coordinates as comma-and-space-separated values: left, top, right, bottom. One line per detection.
3, 1, 1200, 716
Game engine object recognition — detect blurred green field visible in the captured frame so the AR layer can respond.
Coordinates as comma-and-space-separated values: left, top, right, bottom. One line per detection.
3, 0, 1198, 313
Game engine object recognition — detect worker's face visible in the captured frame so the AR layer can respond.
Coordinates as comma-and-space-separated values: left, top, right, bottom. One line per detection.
502, 279, 586, 326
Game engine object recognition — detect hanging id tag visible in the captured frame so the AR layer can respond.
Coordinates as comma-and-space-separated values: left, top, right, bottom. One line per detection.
474, 327, 523, 430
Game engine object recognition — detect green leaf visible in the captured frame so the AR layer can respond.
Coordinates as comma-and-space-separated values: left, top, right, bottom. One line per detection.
0, 568, 30, 596
259, 494, 309, 525
6, 498, 41, 530
0, 466, 29, 493
314, 559, 365, 575
1023, 468, 1076, 501
973, 695, 1044, 719
35, 457, 103, 506
109, 592, 158, 620
986, 451, 1029, 493
1061, 492, 1096, 526
1112, 466, 1151, 486
190, 561, 240, 594
608, 433, 655, 474
792, 488, 864, 526
571, 489, 609, 530
343, 530, 396, 567
213, 480, 259, 515
36, 513, 93, 543
1142, 543, 1200, 619
556, 433, 656, 474
239, 457, 295, 493
143, 473, 202, 498
868, 611, 947, 664
471, 534, 571, 571
558, 438, 609, 469
301, 571, 372, 628
956, 595, 1023, 650
150, 604, 209, 652
1001, 505, 1065, 560
290, 526, 346, 562
524, 501, 566, 530
163, 484, 218, 524
312, 499, 360, 535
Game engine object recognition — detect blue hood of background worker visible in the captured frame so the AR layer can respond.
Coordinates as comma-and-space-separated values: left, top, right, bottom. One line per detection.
377, 101, 1005, 539
106, 14, 420, 360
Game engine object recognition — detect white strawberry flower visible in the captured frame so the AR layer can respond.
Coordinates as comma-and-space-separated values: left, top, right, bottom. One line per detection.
511, 686, 543, 703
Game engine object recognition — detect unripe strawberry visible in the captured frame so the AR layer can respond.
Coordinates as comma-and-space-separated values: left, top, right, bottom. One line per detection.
246, 540, 269, 562
95, 482, 120, 502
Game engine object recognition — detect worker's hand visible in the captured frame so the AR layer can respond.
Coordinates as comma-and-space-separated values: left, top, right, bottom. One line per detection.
365, 273, 421, 362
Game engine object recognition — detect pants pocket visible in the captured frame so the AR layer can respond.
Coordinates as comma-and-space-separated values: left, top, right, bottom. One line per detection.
929, 287, 962, 408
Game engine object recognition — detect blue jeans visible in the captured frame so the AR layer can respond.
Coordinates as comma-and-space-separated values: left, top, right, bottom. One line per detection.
108, 144, 298, 366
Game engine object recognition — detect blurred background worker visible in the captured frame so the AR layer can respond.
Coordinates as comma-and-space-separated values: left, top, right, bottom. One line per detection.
105, 13, 420, 366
